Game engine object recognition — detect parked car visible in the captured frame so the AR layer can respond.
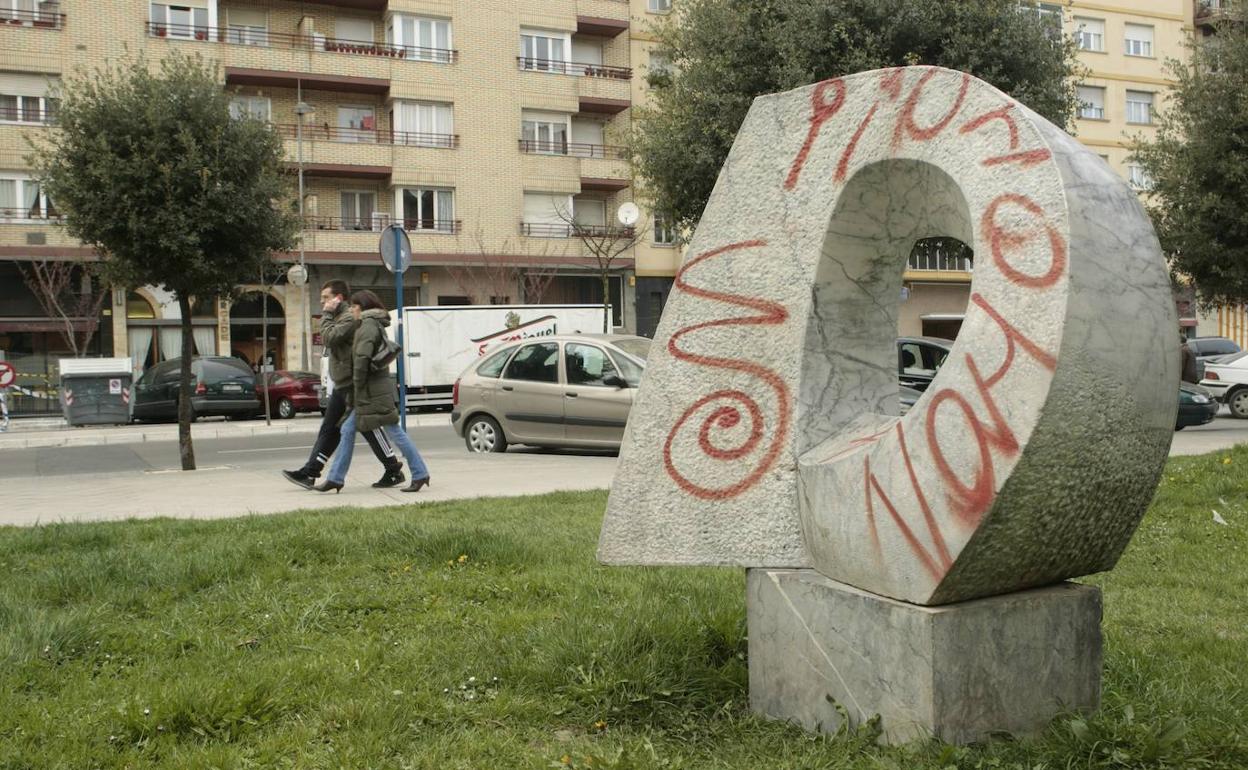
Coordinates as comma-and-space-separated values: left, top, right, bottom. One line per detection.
1200, 350, 1248, 418
132, 356, 260, 422
899, 384, 923, 416
256, 370, 322, 419
1176, 382, 1218, 430
452, 334, 649, 453
898, 336, 953, 392
1188, 336, 1241, 380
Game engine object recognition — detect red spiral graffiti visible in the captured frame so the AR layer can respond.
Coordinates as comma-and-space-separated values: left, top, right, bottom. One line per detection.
663, 240, 792, 500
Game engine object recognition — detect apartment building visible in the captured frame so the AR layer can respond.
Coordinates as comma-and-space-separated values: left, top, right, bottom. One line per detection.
0, 0, 675, 413
899, 0, 1193, 338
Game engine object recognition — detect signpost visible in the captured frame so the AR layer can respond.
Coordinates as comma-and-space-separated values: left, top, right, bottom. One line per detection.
0, 361, 13, 432
379, 224, 413, 431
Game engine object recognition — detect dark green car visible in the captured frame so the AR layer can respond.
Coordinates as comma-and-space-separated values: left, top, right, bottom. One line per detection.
132, 357, 260, 422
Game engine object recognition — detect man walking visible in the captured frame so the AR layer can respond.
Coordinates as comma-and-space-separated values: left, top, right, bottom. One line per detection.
283, 279, 405, 489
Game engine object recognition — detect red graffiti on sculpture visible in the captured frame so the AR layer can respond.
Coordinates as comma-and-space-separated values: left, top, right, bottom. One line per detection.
663, 240, 793, 500
784, 79, 847, 191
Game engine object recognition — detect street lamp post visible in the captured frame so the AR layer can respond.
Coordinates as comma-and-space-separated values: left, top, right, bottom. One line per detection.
295, 98, 314, 371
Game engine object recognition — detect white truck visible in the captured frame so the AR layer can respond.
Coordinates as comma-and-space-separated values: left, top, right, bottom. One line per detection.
386, 304, 609, 408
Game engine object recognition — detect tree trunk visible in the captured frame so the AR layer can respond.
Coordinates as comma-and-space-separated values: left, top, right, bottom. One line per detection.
177, 294, 197, 471
602, 273, 611, 333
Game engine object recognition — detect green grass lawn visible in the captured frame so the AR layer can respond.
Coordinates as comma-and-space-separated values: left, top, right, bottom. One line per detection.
2, 448, 1247, 769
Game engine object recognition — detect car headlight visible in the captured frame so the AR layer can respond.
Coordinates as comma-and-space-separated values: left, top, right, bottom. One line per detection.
1191, 393, 1211, 404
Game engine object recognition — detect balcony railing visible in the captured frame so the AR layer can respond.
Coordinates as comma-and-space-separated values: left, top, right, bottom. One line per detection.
274, 123, 458, 148
518, 139, 628, 159
0, 106, 55, 125
0, 8, 64, 29
304, 214, 460, 234
0, 208, 59, 221
146, 23, 458, 63
516, 57, 632, 79
520, 222, 634, 238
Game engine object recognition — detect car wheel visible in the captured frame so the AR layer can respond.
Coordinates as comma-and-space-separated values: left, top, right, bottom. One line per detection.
277, 398, 295, 420
1229, 388, 1248, 419
464, 415, 507, 454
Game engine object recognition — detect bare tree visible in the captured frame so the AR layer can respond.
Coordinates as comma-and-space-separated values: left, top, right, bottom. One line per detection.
443, 229, 529, 304
521, 269, 559, 304
17, 261, 107, 357
552, 202, 644, 332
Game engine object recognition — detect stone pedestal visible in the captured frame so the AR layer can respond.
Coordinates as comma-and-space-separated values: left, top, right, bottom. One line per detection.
747, 569, 1102, 745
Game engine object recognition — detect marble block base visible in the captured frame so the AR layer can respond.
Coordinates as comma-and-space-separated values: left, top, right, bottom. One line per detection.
747, 569, 1102, 744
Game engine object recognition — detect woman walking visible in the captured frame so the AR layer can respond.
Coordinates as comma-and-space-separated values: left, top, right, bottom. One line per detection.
315, 290, 431, 494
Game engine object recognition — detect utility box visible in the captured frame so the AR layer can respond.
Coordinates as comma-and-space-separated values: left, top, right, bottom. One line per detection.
59, 357, 133, 426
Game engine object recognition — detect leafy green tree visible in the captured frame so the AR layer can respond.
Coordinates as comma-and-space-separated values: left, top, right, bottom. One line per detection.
1132, 8, 1248, 308
634, 0, 1081, 231
32, 54, 299, 470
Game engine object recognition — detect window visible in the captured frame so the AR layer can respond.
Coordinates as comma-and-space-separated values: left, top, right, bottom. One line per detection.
1074, 17, 1104, 51
1125, 24, 1154, 57
1126, 90, 1154, 124
521, 111, 569, 154
340, 191, 378, 230
395, 101, 453, 146
1018, 2, 1063, 37
573, 198, 606, 228
0, 93, 55, 124
0, 0, 59, 24
900, 341, 949, 377
523, 192, 573, 236
150, 3, 209, 40
0, 175, 52, 219
647, 52, 672, 86
653, 213, 676, 245
608, 349, 644, 387
648, 0, 672, 12
1128, 164, 1154, 190
476, 347, 514, 378
566, 343, 620, 387
226, 7, 267, 46
503, 342, 560, 383
228, 95, 270, 121
1077, 85, 1105, 120
520, 29, 570, 71
387, 15, 452, 62
401, 187, 454, 232
337, 106, 376, 142
336, 17, 373, 42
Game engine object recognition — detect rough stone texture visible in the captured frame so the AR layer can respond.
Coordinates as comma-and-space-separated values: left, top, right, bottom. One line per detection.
747, 569, 1102, 744
598, 66, 1176, 605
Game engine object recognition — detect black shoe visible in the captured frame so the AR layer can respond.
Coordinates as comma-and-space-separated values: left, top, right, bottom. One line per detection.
283, 469, 316, 489
314, 480, 344, 494
372, 467, 406, 488
403, 476, 430, 493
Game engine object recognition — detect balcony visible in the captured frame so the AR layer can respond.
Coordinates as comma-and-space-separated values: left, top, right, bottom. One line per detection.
520, 222, 634, 239
276, 123, 458, 149
0, 6, 63, 29
145, 22, 458, 63
516, 58, 631, 80
304, 215, 460, 234
1195, 0, 1239, 26
225, 67, 388, 95
517, 139, 627, 159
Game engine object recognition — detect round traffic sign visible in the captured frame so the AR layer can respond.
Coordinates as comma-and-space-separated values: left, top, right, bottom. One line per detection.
0, 361, 14, 388
379, 224, 413, 274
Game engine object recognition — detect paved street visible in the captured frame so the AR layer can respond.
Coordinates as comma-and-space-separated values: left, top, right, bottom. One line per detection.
0, 419, 617, 526
0, 408, 1244, 528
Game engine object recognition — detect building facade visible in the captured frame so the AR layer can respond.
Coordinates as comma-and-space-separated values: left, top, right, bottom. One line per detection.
0, 0, 678, 413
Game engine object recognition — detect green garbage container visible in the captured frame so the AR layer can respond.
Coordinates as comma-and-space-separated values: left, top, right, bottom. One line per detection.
59, 357, 133, 426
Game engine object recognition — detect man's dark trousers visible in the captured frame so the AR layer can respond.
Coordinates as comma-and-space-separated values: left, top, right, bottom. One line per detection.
300, 388, 401, 477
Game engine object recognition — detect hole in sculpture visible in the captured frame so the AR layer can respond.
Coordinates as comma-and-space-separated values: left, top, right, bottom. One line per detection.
800, 159, 974, 453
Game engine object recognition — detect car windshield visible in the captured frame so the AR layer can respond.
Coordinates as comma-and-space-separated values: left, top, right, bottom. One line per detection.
612, 338, 651, 361
1203, 339, 1242, 356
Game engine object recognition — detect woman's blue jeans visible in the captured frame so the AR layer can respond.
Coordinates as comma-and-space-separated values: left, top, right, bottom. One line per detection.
326, 411, 429, 485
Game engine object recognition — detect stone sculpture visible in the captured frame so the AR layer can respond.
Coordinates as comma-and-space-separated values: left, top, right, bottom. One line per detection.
598, 66, 1177, 743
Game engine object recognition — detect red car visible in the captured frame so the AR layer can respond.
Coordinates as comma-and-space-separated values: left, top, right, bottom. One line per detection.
256, 370, 322, 419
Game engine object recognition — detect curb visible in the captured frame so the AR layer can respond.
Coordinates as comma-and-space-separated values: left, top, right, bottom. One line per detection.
0, 414, 452, 450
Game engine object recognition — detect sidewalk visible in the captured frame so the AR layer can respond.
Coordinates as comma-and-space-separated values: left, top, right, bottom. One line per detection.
0, 413, 451, 450
1, 447, 616, 526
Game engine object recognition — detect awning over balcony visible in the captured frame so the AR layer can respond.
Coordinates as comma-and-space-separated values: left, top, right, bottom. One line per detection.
580, 177, 630, 192
577, 15, 629, 37
224, 67, 389, 95
293, 163, 392, 180
315, 0, 386, 8
578, 96, 630, 115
